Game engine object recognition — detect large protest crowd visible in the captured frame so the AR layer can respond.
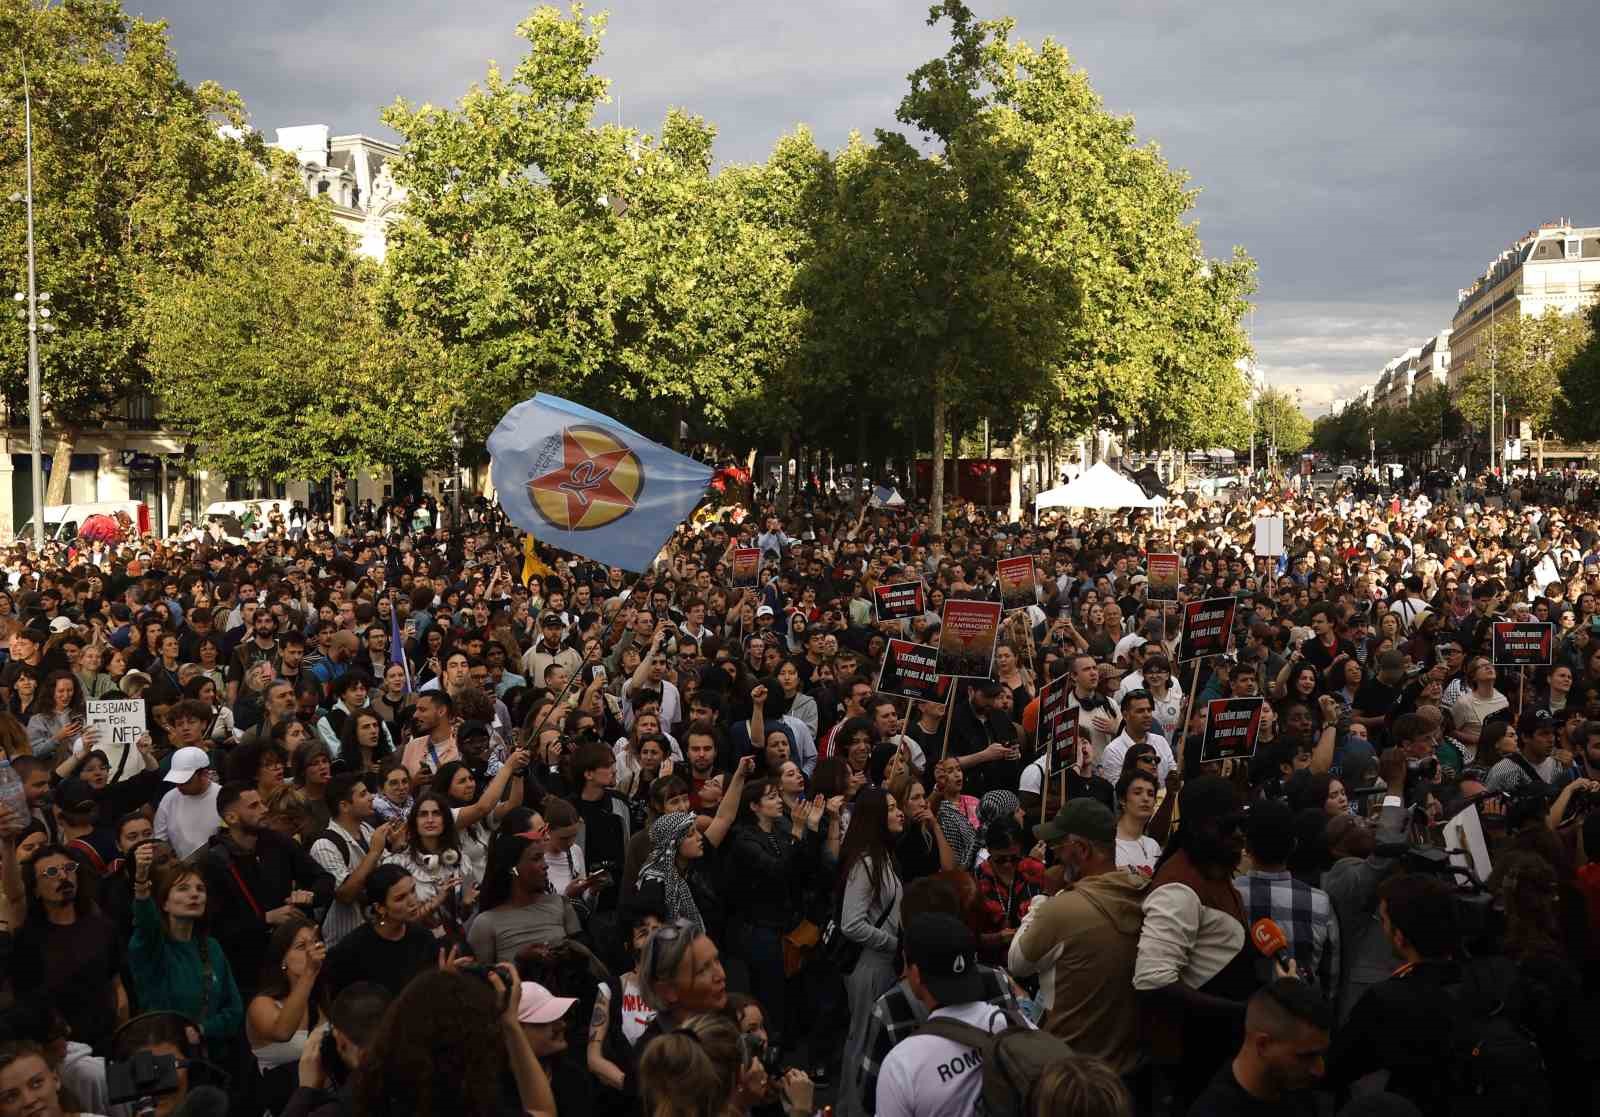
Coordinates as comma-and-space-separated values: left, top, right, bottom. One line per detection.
0, 461, 1596, 1117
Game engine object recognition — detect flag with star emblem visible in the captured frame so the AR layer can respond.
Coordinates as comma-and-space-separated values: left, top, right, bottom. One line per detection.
488, 394, 713, 572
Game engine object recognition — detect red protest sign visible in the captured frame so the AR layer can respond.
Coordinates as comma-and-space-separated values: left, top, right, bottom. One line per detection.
873, 581, 926, 622
936, 599, 1003, 679
1200, 697, 1265, 763
997, 556, 1038, 612
1179, 596, 1237, 662
731, 547, 761, 588
875, 639, 949, 703
1146, 552, 1181, 602
1491, 622, 1553, 667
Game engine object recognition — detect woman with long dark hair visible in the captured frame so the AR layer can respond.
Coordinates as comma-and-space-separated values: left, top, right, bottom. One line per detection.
725, 779, 824, 1052
384, 790, 475, 936
323, 864, 440, 999
25, 670, 87, 759
835, 787, 905, 1117
351, 966, 556, 1117
246, 914, 326, 1112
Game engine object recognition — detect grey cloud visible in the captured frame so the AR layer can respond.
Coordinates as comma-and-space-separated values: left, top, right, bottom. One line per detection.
128, 1, 1600, 409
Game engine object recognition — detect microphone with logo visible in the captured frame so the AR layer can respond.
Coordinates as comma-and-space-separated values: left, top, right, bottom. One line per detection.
1250, 917, 1304, 981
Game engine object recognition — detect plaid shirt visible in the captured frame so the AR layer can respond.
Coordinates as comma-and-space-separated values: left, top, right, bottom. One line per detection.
1234, 869, 1340, 997
860, 965, 1019, 1109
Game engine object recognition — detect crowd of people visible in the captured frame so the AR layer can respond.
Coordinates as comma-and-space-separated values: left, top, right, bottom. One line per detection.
0, 468, 1596, 1117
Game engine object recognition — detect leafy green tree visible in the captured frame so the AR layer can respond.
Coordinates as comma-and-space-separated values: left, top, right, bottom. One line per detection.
1457, 306, 1590, 445
141, 166, 454, 482
1253, 388, 1311, 457
1552, 301, 1600, 444
381, 4, 801, 450
0, 0, 264, 503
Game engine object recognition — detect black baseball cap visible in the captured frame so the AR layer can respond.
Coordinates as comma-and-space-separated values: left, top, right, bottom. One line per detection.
904, 913, 986, 1005
55, 777, 97, 816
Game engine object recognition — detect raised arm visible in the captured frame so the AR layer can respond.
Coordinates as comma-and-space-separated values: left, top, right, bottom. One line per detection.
704, 756, 754, 849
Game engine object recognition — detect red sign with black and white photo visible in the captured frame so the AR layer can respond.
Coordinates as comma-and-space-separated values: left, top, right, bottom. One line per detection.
1200, 697, 1265, 764
997, 555, 1038, 612
1146, 552, 1181, 602
873, 581, 926, 622
1178, 596, 1237, 662
731, 547, 761, 588
936, 599, 1004, 679
875, 639, 949, 703
1491, 621, 1553, 667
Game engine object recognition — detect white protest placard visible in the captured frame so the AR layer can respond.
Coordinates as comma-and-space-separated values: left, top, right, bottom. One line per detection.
1442, 803, 1492, 887
1253, 515, 1285, 558
86, 698, 147, 775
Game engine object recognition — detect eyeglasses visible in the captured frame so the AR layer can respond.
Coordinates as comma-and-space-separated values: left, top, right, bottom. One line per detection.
645, 918, 697, 981
39, 862, 80, 879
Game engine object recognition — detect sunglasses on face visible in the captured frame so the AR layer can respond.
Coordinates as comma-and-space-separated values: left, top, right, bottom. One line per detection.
39, 862, 80, 879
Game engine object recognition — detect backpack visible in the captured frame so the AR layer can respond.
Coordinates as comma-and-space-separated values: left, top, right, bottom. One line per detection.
919, 1007, 1073, 1117
1441, 960, 1550, 1117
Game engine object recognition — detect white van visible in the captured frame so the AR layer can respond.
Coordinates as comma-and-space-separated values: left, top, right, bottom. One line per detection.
19, 500, 152, 541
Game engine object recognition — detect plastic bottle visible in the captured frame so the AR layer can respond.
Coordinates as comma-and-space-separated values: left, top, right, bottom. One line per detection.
0, 756, 30, 833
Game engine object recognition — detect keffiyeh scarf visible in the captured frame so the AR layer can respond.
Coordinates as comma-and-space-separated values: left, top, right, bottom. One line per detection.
638, 811, 704, 935
978, 791, 1020, 832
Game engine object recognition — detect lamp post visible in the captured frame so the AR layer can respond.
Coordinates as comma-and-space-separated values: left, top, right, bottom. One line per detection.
9, 63, 48, 549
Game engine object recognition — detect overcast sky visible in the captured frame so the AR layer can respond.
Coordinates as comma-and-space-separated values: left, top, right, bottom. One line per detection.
133, 0, 1600, 414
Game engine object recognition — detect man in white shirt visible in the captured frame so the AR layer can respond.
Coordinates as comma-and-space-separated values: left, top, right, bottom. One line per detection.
1098, 689, 1176, 784
875, 913, 1037, 1117
152, 747, 221, 859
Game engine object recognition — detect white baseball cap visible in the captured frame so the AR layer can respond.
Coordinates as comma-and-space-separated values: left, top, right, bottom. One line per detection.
165, 746, 211, 784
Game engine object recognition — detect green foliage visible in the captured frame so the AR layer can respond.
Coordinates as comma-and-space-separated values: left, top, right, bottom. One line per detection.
379, 4, 802, 448
0, 0, 261, 424
141, 165, 455, 481
1551, 301, 1600, 443
1456, 306, 1590, 438
1252, 388, 1311, 456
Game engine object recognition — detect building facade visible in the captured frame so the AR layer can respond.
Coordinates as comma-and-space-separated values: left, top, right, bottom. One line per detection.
1, 123, 434, 540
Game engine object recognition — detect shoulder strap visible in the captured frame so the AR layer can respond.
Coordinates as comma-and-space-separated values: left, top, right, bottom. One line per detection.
313, 828, 352, 867
921, 1015, 998, 1053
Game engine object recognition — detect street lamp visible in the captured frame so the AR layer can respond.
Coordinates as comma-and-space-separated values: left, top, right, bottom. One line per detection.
6, 63, 47, 549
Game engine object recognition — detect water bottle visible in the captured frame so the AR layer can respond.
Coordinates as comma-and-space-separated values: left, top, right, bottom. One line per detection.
0, 756, 29, 834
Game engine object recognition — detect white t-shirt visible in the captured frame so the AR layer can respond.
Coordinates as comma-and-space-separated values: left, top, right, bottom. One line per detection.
1452, 690, 1509, 737
153, 783, 221, 859
595, 974, 656, 1048
546, 842, 586, 899
875, 1000, 1030, 1117
1098, 731, 1175, 784
1116, 834, 1162, 875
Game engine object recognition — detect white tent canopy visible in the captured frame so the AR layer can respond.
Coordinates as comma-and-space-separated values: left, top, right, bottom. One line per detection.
870, 485, 906, 508
1035, 462, 1166, 510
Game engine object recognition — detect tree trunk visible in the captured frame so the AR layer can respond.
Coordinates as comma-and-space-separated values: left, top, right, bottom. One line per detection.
777, 431, 792, 512
331, 472, 347, 535
45, 427, 74, 506
930, 367, 948, 534
170, 470, 189, 531
1008, 426, 1024, 521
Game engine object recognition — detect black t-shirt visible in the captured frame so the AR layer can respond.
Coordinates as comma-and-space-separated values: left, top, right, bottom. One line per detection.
12, 911, 124, 1053
323, 923, 438, 1000
1188, 1065, 1312, 1117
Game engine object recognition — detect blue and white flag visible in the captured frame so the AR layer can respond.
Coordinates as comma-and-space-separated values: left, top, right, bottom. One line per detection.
387, 593, 413, 694
488, 394, 713, 573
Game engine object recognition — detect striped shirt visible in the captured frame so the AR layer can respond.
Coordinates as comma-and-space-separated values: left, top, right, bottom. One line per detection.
1234, 869, 1340, 998
309, 820, 374, 947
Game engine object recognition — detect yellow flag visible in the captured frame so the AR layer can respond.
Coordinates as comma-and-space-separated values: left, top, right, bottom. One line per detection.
522, 533, 554, 584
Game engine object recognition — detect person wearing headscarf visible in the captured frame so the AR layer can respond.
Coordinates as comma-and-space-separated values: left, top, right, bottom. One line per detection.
978, 790, 1022, 834
636, 811, 707, 935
